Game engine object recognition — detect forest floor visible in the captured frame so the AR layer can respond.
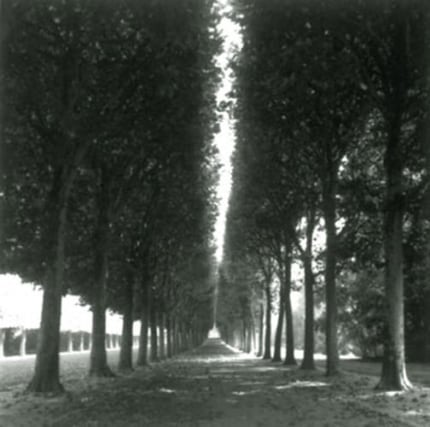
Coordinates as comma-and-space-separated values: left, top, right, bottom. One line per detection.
0, 340, 430, 427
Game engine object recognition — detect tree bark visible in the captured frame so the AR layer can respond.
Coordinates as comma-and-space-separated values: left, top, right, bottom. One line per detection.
118, 279, 134, 371
257, 303, 264, 357
158, 312, 165, 360
272, 283, 284, 362
378, 127, 411, 390
421, 2, 430, 365
322, 168, 339, 376
166, 315, 172, 358
89, 170, 114, 377
377, 7, 412, 391
301, 256, 316, 369
27, 182, 70, 393
136, 284, 149, 366
263, 284, 272, 359
250, 317, 256, 354
172, 319, 179, 355
301, 209, 316, 369
284, 253, 296, 365
150, 290, 158, 362
28, 253, 64, 393
378, 110, 411, 388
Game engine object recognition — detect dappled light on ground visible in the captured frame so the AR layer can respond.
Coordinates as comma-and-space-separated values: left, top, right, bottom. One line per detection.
1, 339, 429, 426
274, 381, 330, 390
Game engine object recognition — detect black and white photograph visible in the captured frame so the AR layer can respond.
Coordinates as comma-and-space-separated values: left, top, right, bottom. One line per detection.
0, 0, 430, 425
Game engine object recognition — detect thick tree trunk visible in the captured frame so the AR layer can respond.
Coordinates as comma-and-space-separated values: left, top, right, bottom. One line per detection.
250, 318, 256, 354
158, 312, 165, 360
284, 254, 296, 365
27, 187, 69, 393
272, 283, 284, 362
172, 319, 179, 355
89, 176, 113, 377
257, 303, 264, 357
90, 295, 113, 376
150, 291, 158, 362
322, 172, 339, 376
166, 316, 172, 358
378, 116, 412, 390
263, 284, 272, 359
136, 286, 149, 366
0, 1, 10, 275
377, 6, 412, 389
118, 279, 134, 371
301, 256, 315, 369
423, 4, 430, 365
301, 208, 316, 369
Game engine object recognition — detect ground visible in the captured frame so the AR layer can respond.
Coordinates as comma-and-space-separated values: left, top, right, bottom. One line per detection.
0, 340, 429, 426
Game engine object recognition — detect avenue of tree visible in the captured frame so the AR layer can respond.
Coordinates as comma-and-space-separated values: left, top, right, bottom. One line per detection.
1, 0, 221, 393
1, 0, 430, 397
218, 0, 430, 392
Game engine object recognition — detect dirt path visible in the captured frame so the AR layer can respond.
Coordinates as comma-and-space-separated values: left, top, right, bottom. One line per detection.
1, 339, 430, 426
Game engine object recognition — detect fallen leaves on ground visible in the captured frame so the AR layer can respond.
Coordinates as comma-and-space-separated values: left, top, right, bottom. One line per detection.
0, 341, 429, 426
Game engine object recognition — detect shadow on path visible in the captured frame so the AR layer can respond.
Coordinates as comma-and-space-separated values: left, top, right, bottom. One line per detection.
1, 339, 429, 426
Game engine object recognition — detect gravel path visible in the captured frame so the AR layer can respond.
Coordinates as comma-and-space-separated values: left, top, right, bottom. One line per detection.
1, 340, 429, 426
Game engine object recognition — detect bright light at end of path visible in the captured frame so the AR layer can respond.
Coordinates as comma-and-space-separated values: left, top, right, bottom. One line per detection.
213, 1, 242, 263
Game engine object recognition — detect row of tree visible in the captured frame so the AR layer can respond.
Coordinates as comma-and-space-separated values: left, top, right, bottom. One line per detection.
218, 0, 430, 391
1, 0, 221, 393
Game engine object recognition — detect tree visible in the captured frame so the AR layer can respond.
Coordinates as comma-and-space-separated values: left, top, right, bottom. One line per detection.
3, 0, 220, 391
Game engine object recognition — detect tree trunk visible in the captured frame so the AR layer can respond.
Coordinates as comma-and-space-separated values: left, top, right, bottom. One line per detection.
250, 318, 256, 354
263, 284, 272, 359
89, 174, 114, 377
284, 254, 296, 365
166, 316, 172, 358
0, 1, 10, 276
322, 171, 339, 376
172, 319, 179, 355
421, 4, 430, 364
136, 285, 149, 366
118, 279, 134, 371
27, 186, 69, 393
19, 328, 27, 356
301, 256, 315, 369
150, 291, 158, 362
377, 7, 412, 390
272, 283, 284, 362
79, 332, 85, 352
28, 264, 63, 393
158, 312, 165, 360
257, 303, 264, 357
378, 115, 412, 389
300, 207, 316, 369
90, 293, 113, 376
245, 322, 252, 353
